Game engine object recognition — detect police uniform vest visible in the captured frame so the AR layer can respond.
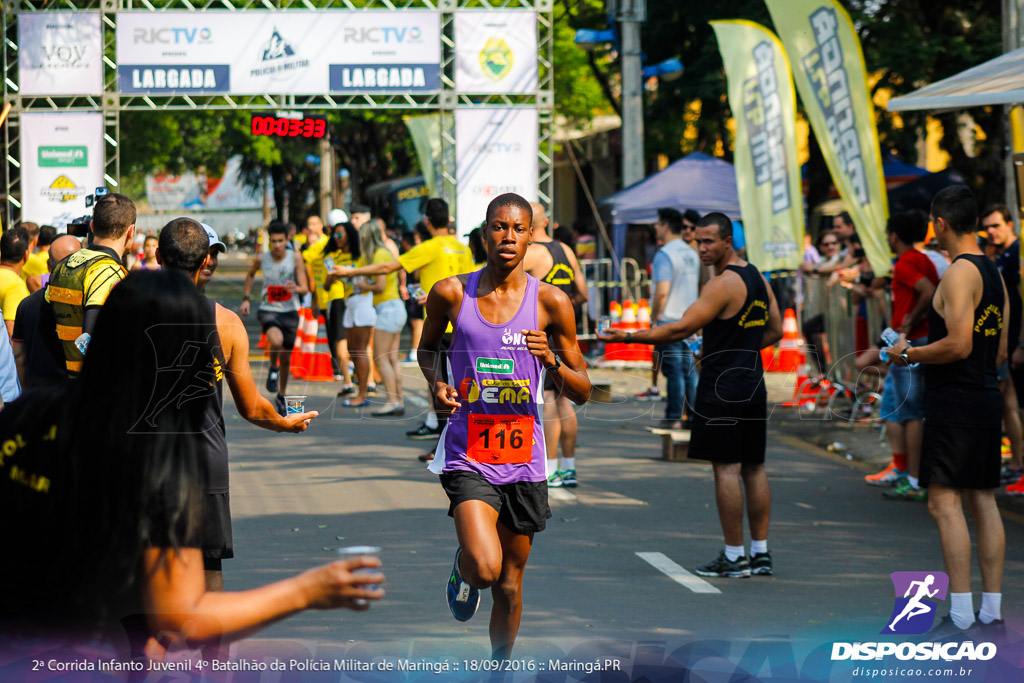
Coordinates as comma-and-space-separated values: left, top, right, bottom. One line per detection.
47, 249, 125, 377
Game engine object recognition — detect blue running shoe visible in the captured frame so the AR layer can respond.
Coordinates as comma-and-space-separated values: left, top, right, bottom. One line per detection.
561, 469, 578, 488
446, 548, 480, 622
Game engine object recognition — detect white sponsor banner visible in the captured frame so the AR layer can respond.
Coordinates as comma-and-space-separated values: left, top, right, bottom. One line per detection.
455, 108, 538, 238
146, 156, 268, 211
18, 12, 103, 95
455, 11, 537, 94
116, 11, 440, 95
20, 112, 105, 230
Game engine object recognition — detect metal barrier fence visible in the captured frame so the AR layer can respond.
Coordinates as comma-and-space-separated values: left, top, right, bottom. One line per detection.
578, 257, 648, 340
805, 275, 890, 383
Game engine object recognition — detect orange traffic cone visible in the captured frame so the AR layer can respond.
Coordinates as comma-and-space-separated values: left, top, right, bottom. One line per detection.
305, 314, 335, 381
769, 308, 803, 372
289, 307, 308, 380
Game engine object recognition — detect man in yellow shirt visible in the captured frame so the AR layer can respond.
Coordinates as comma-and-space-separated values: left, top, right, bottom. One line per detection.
45, 193, 135, 378
0, 227, 32, 337
339, 198, 473, 440
22, 224, 56, 293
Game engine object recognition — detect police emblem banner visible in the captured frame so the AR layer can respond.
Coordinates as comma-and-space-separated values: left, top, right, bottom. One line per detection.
711, 20, 804, 271
20, 112, 105, 230
454, 11, 537, 94
765, 0, 890, 275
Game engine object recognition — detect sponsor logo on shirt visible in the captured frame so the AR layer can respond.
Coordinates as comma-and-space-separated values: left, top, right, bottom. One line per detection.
459, 378, 531, 404
476, 357, 514, 374
500, 327, 527, 350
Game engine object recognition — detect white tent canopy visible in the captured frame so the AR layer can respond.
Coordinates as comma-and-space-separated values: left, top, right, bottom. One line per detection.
887, 46, 1024, 111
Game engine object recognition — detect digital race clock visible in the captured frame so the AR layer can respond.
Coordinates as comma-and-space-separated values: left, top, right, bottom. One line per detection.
250, 113, 327, 139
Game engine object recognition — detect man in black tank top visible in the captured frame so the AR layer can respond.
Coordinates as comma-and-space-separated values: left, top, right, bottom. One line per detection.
158, 218, 319, 594
523, 203, 588, 488
885, 187, 1009, 635
600, 212, 783, 578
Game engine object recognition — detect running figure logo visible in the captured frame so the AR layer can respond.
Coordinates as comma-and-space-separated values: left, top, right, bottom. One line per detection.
882, 571, 949, 635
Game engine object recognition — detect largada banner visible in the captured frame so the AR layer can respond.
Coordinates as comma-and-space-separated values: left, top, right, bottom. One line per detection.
765, 0, 889, 275
712, 20, 803, 271
455, 108, 538, 238
18, 12, 103, 96
116, 11, 440, 95
20, 112, 105, 230
454, 12, 537, 94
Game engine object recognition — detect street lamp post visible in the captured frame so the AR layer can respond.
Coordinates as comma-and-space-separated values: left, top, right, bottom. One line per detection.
618, 0, 646, 188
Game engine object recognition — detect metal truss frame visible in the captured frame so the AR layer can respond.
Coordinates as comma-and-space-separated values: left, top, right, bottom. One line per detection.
2, 0, 553, 229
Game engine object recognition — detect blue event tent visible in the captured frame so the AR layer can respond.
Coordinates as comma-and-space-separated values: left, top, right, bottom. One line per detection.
598, 152, 741, 261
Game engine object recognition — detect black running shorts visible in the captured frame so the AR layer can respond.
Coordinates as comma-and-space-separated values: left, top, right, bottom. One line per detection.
326, 299, 347, 346
688, 400, 767, 465
440, 470, 551, 535
202, 491, 234, 565
920, 422, 1002, 489
257, 309, 300, 351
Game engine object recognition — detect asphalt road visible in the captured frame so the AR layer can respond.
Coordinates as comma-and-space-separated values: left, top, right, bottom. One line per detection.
205, 268, 1024, 678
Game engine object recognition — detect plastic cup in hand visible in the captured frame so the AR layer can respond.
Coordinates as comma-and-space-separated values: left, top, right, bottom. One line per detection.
283, 395, 306, 415
336, 546, 381, 604
596, 316, 611, 336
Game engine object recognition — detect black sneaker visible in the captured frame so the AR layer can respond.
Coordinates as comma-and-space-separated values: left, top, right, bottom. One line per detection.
928, 615, 980, 643
975, 612, 1007, 642
407, 423, 443, 440
417, 452, 435, 462
750, 551, 773, 576
695, 550, 750, 578
274, 394, 287, 417
266, 368, 279, 394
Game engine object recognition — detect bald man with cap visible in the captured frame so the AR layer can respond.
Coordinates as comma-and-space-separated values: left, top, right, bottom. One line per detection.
12, 235, 83, 388
522, 202, 588, 488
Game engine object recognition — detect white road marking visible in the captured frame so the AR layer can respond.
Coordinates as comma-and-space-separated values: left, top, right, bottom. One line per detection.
404, 394, 429, 408
635, 552, 721, 594
549, 487, 577, 502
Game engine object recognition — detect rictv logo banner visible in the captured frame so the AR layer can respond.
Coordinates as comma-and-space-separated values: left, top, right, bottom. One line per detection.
882, 571, 948, 635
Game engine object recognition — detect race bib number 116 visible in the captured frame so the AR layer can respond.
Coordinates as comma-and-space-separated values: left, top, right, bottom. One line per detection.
467, 414, 534, 464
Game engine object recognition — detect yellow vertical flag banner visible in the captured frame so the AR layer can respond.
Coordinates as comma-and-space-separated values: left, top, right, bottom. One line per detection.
765, 0, 890, 275
711, 20, 804, 272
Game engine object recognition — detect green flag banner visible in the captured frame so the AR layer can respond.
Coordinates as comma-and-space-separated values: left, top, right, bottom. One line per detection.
403, 114, 441, 198
765, 0, 890, 275
712, 19, 804, 271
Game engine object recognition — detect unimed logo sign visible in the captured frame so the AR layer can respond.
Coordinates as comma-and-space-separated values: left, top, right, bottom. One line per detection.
38, 145, 88, 167
476, 357, 513, 375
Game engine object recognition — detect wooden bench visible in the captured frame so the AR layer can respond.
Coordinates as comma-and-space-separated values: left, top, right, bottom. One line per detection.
589, 381, 614, 403
650, 428, 698, 462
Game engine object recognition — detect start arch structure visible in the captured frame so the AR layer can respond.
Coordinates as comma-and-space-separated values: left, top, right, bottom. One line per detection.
2, 0, 554, 232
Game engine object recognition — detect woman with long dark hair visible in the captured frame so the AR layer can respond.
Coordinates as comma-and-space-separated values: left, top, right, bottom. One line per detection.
326, 222, 375, 406
0, 270, 383, 652
321, 221, 361, 396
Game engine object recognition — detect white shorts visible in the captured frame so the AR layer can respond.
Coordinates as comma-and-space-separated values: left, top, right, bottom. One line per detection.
343, 293, 376, 328
374, 298, 408, 334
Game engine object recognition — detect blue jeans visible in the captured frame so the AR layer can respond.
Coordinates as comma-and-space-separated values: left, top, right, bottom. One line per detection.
657, 340, 698, 421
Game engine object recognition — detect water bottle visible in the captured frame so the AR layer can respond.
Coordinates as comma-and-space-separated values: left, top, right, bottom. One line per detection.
879, 327, 919, 367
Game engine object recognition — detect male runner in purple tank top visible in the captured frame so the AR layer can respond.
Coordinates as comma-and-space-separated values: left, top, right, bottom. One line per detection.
419, 193, 590, 659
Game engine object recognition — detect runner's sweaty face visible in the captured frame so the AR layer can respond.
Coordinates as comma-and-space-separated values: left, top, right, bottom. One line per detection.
485, 206, 532, 270
695, 225, 731, 266
269, 232, 289, 257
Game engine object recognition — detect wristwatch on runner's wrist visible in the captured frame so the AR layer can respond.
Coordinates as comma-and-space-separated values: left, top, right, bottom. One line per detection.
547, 355, 562, 371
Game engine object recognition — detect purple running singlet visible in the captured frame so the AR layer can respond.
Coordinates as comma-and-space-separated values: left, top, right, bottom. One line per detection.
428, 270, 547, 485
